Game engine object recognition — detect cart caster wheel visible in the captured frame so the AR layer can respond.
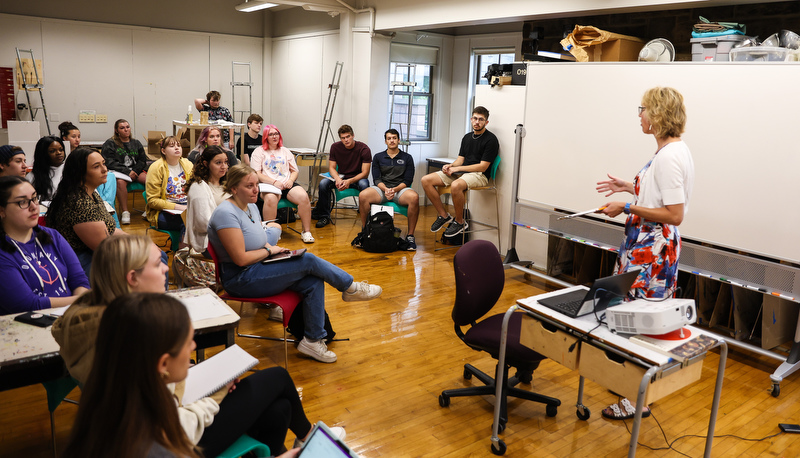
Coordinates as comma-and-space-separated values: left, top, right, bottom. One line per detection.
771, 384, 780, 397
576, 407, 591, 420
439, 394, 450, 407
491, 440, 507, 455
463, 368, 472, 380
546, 404, 558, 417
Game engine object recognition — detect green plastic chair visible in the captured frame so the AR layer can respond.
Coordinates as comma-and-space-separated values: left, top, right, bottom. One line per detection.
127, 181, 146, 212
42, 376, 80, 456
384, 201, 409, 218
319, 171, 361, 225
277, 198, 301, 234
216, 434, 270, 458
142, 192, 182, 252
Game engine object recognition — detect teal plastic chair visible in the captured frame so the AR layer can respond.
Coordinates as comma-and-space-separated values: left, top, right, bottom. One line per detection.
384, 201, 408, 218
42, 376, 80, 456
434, 155, 502, 253
143, 192, 182, 252
127, 181, 146, 212
216, 434, 270, 458
319, 171, 360, 225
276, 198, 301, 234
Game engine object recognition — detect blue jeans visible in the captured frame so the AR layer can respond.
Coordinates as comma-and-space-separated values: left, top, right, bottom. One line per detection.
316, 178, 370, 218
157, 211, 185, 233
221, 253, 353, 340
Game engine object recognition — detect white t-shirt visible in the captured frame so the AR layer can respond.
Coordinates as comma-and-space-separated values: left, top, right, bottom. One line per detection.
636, 140, 694, 216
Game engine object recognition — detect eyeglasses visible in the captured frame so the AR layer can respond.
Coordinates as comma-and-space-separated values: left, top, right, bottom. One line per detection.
7, 195, 40, 209
471, 116, 486, 122
268, 133, 280, 137
638, 106, 647, 115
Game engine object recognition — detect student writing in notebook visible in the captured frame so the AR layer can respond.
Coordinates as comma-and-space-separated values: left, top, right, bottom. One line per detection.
54, 235, 343, 456
595, 86, 694, 420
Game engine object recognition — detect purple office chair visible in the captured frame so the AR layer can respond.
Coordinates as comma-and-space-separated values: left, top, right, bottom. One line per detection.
438, 240, 561, 432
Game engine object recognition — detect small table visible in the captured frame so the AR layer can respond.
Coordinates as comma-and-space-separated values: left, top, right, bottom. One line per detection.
172, 120, 246, 154
0, 288, 240, 391
490, 287, 728, 457
289, 147, 329, 197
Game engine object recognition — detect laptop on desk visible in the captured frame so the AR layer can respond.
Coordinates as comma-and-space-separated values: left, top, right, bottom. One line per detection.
536, 268, 641, 318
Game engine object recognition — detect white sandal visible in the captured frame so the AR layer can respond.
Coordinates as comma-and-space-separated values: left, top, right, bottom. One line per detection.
301, 231, 315, 243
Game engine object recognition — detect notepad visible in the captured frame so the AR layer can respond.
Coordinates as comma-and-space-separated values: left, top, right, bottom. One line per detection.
112, 171, 132, 182
258, 183, 281, 195
181, 344, 258, 405
261, 248, 306, 264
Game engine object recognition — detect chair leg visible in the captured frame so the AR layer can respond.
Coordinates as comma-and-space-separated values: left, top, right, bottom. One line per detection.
50, 411, 56, 457
283, 327, 290, 371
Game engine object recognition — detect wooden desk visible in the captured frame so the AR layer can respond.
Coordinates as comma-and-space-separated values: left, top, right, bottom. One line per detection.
0, 288, 240, 391
489, 287, 728, 457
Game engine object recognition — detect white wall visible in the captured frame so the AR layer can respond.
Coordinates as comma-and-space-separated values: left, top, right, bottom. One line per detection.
0, 14, 263, 146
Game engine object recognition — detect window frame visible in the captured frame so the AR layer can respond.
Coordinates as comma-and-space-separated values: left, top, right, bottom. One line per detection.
388, 61, 434, 142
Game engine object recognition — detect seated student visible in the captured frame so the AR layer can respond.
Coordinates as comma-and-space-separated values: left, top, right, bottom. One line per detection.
195, 90, 235, 150
187, 126, 238, 168
208, 164, 382, 363
47, 147, 126, 275
353, 129, 419, 251
250, 125, 315, 243
59, 121, 119, 227
55, 236, 339, 457
0, 176, 89, 315
146, 136, 193, 234
0, 145, 28, 178
101, 119, 148, 225
238, 113, 263, 166
313, 124, 372, 228
27, 136, 66, 203
420, 106, 499, 237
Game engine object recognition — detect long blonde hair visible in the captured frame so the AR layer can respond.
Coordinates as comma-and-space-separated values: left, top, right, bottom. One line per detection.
76, 235, 152, 306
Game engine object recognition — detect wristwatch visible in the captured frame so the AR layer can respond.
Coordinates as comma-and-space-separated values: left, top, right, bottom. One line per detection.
624, 203, 631, 215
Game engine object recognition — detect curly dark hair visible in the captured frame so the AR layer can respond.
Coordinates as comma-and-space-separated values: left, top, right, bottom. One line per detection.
185, 145, 227, 193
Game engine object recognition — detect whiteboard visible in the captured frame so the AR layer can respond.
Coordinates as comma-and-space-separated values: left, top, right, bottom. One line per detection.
520, 62, 800, 264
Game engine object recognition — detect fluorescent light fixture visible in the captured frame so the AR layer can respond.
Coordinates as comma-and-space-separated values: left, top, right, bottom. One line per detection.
235, 1, 278, 12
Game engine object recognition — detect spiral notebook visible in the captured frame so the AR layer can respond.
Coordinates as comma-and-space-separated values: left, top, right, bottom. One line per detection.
181, 344, 258, 405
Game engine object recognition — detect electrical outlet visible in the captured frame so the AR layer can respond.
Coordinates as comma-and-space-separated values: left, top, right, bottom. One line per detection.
79, 113, 95, 123
96, 114, 108, 123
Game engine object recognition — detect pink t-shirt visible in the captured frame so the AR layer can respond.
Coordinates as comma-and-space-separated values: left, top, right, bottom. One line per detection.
250, 146, 299, 185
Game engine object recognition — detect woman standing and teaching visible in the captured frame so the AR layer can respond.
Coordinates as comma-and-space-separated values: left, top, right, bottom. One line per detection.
595, 86, 694, 419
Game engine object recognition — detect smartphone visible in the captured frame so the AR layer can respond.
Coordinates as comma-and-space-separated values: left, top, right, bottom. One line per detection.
779, 423, 800, 433
14, 311, 57, 328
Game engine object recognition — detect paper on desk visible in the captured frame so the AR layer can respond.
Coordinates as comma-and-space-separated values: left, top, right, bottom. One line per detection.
49, 305, 71, 316
180, 294, 234, 322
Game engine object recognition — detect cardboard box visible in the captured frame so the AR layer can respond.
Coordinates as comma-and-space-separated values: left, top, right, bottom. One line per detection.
762, 295, 800, 349
586, 36, 645, 61
579, 343, 703, 404
519, 314, 580, 369
144, 131, 166, 161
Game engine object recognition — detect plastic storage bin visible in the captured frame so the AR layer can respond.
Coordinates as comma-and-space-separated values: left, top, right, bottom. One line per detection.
729, 46, 795, 61
691, 35, 748, 61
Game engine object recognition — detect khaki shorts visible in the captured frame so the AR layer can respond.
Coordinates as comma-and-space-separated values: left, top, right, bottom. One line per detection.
435, 170, 488, 189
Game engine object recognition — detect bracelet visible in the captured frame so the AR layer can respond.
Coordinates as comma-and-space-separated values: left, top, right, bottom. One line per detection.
624, 203, 631, 215
264, 246, 272, 256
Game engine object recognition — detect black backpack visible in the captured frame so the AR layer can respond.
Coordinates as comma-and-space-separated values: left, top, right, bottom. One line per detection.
361, 211, 398, 253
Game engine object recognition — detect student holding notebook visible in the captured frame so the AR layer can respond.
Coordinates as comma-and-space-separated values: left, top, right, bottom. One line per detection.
595, 86, 694, 420
54, 235, 344, 456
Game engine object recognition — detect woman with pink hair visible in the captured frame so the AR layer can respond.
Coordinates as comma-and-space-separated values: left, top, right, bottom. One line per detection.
250, 125, 314, 243
187, 126, 238, 168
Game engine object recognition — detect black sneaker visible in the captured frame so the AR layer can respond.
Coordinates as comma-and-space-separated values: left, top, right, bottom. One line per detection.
351, 232, 364, 248
430, 214, 453, 232
315, 216, 331, 228
444, 220, 468, 237
406, 235, 416, 251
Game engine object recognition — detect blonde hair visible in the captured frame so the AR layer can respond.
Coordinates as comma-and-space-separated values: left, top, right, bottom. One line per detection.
223, 164, 256, 195
641, 87, 686, 139
159, 136, 180, 158
78, 235, 152, 305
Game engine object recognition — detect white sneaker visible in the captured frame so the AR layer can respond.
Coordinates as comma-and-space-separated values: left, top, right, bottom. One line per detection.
301, 231, 315, 243
121, 211, 131, 225
268, 306, 284, 322
342, 281, 382, 302
297, 337, 337, 363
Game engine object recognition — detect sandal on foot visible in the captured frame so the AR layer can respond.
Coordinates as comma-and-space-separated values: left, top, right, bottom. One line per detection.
601, 398, 651, 420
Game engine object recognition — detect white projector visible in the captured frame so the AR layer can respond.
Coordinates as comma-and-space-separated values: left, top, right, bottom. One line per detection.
606, 298, 696, 335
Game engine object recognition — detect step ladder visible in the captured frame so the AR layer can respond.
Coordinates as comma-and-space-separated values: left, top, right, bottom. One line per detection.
308, 61, 344, 197
230, 61, 253, 124
389, 63, 417, 149
15, 48, 51, 135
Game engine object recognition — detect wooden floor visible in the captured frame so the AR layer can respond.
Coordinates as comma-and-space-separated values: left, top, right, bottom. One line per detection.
2, 203, 800, 457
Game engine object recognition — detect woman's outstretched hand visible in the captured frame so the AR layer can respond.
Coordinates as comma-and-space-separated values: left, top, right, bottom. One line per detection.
596, 174, 632, 197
